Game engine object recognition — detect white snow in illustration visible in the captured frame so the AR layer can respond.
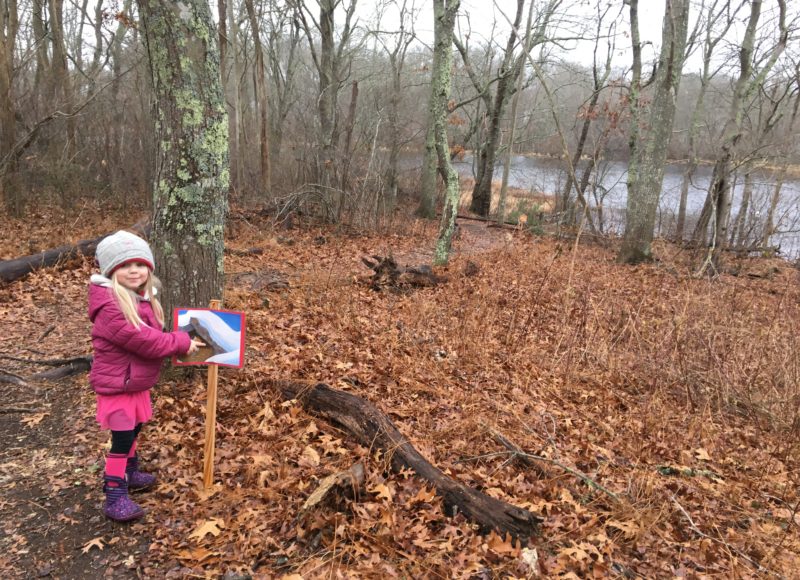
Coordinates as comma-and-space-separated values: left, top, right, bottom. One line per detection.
205, 349, 241, 365
177, 309, 241, 354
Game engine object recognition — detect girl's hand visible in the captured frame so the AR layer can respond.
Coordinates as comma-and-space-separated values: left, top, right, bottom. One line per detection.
187, 338, 205, 355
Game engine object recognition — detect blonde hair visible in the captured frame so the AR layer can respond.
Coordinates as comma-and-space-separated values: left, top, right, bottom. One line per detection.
111, 272, 165, 329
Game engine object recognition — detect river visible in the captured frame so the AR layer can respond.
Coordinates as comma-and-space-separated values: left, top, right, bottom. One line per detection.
450, 154, 800, 259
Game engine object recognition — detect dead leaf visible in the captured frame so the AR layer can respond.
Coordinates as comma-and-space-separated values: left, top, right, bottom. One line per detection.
487, 532, 519, 555
189, 518, 225, 542
300, 445, 320, 467
408, 486, 437, 505
369, 482, 393, 502
20, 412, 49, 427
606, 519, 639, 538
81, 537, 104, 554
694, 448, 712, 461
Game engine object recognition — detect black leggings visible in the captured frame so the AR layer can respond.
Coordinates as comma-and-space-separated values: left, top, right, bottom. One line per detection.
110, 423, 143, 455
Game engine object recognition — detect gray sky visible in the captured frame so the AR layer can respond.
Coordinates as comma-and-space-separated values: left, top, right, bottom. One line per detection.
362, 0, 670, 67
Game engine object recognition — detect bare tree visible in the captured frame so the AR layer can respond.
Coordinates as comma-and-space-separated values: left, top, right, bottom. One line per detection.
244, 0, 273, 197
457, 0, 562, 218
294, 0, 359, 193
0, 0, 19, 213
693, 0, 790, 271
265, 1, 302, 168
431, 0, 460, 264
762, 63, 800, 247
558, 1, 620, 225
138, 0, 229, 312
372, 0, 418, 207
618, 0, 690, 264
675, 0, 741, 240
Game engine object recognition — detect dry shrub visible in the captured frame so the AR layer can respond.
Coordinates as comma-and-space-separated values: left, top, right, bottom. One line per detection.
458, 177, 555, 215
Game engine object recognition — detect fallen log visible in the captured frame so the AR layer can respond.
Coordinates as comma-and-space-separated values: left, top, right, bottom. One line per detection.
0, 221, 150, 284
269, 379, 541, 540
30, 356, 93, 381
0, 355, 94, 382
361, 255, 446, 291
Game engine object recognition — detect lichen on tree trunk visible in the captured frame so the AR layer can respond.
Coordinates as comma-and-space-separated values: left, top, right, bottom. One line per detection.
618, 0, 689, 264
138, 0, 229, 314
429, 0, 460, 266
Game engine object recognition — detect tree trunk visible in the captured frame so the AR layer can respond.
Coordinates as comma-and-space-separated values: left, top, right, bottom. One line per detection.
432, 0, 461, 265
340, 80, 359, 202
416, 122, 438, 218
468, 0, 525, 217
316, 0, 338, 189
49, 0, 76, 151
732, 170, 752, 247
138, 0, 229, 315
761, 166, 786, 248
0, 0, 18, 214
269, 380, 541, 540
618, 0, 690, 264
31, 0, 49, 106
674, 0, 732, 240
244, 0, 272, 198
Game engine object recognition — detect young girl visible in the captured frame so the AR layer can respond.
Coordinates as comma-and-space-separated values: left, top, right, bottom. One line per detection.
89, 230, 203, 522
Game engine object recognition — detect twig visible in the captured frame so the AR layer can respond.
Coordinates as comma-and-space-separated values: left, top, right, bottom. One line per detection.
37, 324, 56, 341
459, 449, 620, 502
670, 495, 779, 577
0, 406, 40, 414
490, 429, 546, 477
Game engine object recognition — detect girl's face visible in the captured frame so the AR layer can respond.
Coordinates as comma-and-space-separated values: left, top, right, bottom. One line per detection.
114, 261, 150, 291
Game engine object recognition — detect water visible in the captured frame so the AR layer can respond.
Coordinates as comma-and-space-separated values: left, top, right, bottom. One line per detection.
451, 155, 800, 259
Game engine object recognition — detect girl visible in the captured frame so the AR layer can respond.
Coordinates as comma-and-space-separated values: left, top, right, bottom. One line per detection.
89, 230, 203, 522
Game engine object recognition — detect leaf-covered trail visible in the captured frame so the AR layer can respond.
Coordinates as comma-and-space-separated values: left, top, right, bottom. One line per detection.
1, 208, 799, 578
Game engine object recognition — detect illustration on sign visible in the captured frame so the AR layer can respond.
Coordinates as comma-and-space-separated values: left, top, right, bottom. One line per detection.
172, 308, 246, 368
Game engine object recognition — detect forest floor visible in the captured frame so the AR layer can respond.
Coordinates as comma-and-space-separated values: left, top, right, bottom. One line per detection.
1, 202, 799, 579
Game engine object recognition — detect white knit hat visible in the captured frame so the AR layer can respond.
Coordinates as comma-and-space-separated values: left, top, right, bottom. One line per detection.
96, 231, 155, 277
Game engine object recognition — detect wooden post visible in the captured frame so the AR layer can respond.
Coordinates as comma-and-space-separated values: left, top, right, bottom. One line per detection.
203, 299, 222, 490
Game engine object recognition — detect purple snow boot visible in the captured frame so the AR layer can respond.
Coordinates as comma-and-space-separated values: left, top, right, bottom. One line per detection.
103, 475, 145, 522
126, 455, 157, 491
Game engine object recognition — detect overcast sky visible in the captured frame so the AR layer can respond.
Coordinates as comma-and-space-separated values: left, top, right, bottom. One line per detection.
361, 0, 671, 68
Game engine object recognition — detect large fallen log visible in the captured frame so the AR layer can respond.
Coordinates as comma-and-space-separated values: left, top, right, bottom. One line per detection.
0, 221, 150, 284
269, 379, 541, 540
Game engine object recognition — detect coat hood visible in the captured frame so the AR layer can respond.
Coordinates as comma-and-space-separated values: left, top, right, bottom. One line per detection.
88, 282, 116, 323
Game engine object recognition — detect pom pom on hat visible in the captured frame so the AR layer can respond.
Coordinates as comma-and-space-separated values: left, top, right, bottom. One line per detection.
96, 231, 155, 277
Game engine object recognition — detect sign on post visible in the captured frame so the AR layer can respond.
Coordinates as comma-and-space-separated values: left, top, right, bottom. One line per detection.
172, 304, 246, 490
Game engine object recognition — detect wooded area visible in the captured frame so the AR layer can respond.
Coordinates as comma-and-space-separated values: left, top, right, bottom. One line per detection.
1, 0, 798, 265
2, 0, 800, 577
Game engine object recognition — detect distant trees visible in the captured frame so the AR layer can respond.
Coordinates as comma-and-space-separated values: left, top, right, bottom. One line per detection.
1, 0, 799, 262
693, 0, 790, 269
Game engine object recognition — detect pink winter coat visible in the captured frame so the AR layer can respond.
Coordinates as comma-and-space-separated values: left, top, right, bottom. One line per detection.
88, 282, 191, 395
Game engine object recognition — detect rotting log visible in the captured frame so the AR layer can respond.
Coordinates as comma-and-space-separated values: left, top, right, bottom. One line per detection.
361, 255, 446, 291
0, 221, 150, 284
30, 356, 93, 381
0, 355, 93, 382
269, 379, 541, 540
